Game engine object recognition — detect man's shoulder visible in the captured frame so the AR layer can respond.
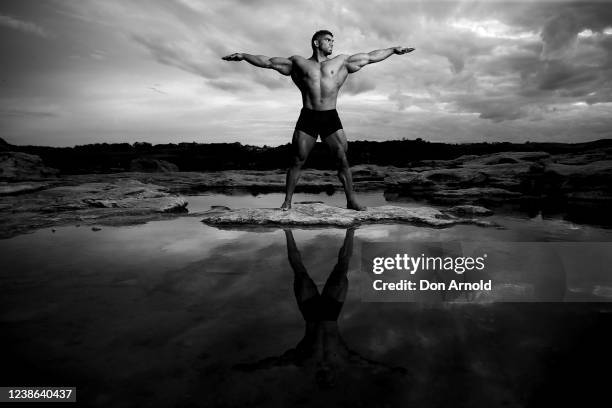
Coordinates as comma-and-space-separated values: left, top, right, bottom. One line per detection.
330, 54, 350, 64
322, 54, 349, 69
289, 55, 307, 62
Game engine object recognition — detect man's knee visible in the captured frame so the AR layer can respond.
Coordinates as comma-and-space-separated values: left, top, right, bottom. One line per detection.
291, 155, 307, 168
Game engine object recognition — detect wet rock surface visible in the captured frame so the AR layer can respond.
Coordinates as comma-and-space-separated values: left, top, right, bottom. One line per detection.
446, 205, 494, 216
0, 151, 59, 180
122, 150, 610, 206
386, 150, 612, 204
0, 181, 52, 195
1, 148, 610, 238
0, 177, 191, 239
129, 157, 179, 173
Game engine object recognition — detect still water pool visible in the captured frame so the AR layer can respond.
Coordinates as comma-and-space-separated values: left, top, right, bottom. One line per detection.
2, 192, 612, 407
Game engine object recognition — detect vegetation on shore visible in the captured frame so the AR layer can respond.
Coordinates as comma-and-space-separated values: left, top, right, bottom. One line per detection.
2, 137, 611, 174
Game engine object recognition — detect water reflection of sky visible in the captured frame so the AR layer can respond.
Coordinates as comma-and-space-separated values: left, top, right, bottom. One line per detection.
2, 192, 612, 406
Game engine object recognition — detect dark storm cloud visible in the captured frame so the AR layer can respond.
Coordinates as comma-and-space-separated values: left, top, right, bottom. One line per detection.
496, 1, 612, 34
540, 12, 581, 60
457, 96, 528, 122
507, 1, 612, 81
537, 60, 600, 91
480, 47, 543, 93
431, 1, 612, 124
530, 31, 612, 103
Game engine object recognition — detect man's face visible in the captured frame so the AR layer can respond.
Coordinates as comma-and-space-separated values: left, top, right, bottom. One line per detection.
316, 34, 334, 55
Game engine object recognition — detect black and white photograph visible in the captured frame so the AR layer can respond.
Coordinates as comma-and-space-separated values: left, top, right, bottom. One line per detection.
2, 0, 612, 406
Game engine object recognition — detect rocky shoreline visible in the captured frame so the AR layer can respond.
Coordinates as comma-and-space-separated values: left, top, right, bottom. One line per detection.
1, 147, 610, 238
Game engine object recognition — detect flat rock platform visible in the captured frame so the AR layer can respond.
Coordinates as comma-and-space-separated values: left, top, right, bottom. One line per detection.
200, 203, 494, 228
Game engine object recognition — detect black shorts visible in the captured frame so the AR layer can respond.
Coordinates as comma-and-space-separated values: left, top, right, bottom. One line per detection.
295, 108, 343, 139
298, 294, 344, 322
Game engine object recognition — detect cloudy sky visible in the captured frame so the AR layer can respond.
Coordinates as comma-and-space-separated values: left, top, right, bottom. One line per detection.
1, 0, 611, 147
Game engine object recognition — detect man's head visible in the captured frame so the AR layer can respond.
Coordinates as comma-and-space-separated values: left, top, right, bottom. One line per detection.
311, 30, 334, 56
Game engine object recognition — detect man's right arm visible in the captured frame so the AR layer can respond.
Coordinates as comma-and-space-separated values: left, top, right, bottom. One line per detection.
222, 53, 293, 76
345, 47, 414, 73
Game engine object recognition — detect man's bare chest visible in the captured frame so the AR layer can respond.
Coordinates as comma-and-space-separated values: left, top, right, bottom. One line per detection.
294, 59, 345, 82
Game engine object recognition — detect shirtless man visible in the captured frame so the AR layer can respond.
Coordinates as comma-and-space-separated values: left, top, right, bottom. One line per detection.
223, 30, 414, 210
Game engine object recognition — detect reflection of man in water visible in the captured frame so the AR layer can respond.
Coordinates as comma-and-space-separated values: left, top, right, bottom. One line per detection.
234, 228, 406, 388
223, 30, 414, 211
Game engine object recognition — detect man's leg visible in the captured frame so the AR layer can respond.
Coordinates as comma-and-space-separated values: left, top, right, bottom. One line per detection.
324, 130, 365, 211
284, 229, 319, 304
281, 130, 316, 210
321, 228, 354, 303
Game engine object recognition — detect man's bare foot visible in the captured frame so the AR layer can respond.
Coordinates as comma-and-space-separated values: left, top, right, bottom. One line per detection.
347, 200, 366, 211
280, 201, 292, 211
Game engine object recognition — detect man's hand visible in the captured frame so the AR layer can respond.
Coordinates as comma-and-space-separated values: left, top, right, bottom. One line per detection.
393, 47, 415, 55
222, 53, 244, 61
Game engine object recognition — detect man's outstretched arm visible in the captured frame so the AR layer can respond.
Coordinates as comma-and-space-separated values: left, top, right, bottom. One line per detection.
222, 53, 293, 76
346, 47, 414, 73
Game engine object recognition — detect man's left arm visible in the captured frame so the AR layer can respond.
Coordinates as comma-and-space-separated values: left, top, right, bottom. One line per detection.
346, 47, 414, 73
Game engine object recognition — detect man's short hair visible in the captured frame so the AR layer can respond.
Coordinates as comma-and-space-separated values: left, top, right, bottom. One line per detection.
311, 30, 333, 50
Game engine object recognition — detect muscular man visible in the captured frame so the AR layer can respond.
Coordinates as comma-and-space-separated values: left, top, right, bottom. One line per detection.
223, 30, 414, 211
